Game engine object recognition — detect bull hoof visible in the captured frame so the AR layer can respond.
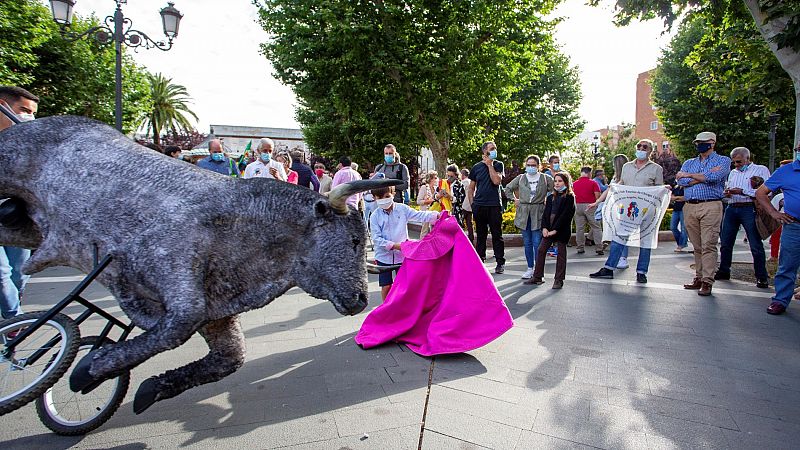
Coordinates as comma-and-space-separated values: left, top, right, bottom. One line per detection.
69, 351, 99, 393
133, 377, 160, 415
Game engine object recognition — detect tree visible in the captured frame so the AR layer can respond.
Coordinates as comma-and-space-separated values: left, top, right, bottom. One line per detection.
139, 73, 198, 146
651, 13, 795, 161
256, 0, 577, 174
0, 0, 152, 134
590, 0, 800, 147
160, 129, 208, 150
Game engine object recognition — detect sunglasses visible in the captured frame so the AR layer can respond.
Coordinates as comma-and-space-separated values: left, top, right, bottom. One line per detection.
636, 144, 650, 149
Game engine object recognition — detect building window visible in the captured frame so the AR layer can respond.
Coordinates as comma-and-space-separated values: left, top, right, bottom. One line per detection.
650, 121, 658, 131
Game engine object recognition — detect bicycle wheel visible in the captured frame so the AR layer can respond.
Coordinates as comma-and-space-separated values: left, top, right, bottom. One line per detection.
36, 336, 130, 435
0, 311, 80, 415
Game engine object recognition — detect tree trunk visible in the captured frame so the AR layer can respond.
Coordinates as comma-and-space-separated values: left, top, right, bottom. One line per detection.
416, 116, 450, 176
743, 0, 800, 147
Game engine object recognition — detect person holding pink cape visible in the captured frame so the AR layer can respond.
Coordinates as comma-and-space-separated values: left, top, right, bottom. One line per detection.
356, 188, 513, 356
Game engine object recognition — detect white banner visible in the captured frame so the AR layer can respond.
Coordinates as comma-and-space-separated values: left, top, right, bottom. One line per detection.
601, 185, 671, 249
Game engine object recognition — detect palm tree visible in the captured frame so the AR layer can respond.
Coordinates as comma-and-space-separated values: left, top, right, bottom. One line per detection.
140, 73, 198, 146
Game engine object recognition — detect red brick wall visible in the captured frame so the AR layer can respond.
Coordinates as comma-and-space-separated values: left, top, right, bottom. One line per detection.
635, 70, 669, 150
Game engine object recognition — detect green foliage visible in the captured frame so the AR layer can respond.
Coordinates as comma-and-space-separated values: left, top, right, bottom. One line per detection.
139, 73, 198, 146
0, 0, 151, 134
255, 0, 582, 173
651, 14, 795, 162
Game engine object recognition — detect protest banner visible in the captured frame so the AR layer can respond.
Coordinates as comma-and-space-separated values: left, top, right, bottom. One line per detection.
601, 185, 670, 249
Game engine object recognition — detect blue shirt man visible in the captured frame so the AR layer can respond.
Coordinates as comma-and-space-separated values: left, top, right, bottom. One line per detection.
197, 139, 240, 177
675, 131, 730, 296
758, 149, 800, 315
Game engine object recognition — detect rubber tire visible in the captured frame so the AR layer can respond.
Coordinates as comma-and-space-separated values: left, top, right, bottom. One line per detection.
35, 336, 130, 435
0, 311, 80, 415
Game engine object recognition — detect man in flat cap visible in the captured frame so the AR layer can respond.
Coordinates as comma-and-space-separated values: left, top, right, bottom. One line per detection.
675, 132, 731, 296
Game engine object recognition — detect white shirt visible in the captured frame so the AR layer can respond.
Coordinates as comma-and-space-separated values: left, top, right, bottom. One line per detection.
243, 160, 287, 181
525, 172, 540, 193
726, 163, 770, 203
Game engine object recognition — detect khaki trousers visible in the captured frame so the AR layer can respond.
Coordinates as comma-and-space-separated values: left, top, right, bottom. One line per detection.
684, 201, 723, 284
574, 203, 602, 250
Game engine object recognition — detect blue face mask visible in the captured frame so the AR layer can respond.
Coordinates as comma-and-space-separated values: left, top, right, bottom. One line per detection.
211, 153, 224, 162
696, 142, 713, 153
556, 185, 567, 192
260, 153, 271, 162
795, 151, 800, 162
635, 150, 648, 160
488, 150, 497, 160
552, 163, 560, 171
525, 166, 538, 175
384, 155, 395, 164
738, 164, 749, 172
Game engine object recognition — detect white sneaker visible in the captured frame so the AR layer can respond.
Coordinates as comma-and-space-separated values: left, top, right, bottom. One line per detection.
616, 257, 629, 269
521, 268, 534, 279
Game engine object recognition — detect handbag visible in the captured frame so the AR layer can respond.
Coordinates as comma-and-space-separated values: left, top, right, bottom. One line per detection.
754, 200, 781, 240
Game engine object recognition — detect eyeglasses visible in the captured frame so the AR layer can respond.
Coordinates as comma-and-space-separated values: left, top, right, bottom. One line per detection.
636, 144, 650, 149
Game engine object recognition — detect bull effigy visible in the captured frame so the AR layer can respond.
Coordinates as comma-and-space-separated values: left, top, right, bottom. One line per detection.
0, 116, 399, 414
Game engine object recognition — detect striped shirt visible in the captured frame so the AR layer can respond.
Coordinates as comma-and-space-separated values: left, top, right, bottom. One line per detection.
725, 163, 770, 203
677, 152, 731, 201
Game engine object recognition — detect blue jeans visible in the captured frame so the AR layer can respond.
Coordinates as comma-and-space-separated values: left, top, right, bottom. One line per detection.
718, 205, 767, 280
670, 209, 688, 247
772, 222, 800, 308
0, 246, 31, 319
521, 216, 543, 269
604, 241, 651, 274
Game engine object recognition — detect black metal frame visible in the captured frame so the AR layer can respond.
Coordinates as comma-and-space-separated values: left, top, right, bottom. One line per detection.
1, 253, 134, 365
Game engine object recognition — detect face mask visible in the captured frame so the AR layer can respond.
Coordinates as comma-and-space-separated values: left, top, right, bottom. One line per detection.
556, 185, 567, 192
794, 150, 800, 162
17, 113, 35, 122
376, 198, 393, 209
635, 150, 648, 160
696, 143, 712, 153
211, 153, 224, 162
525, 166, 537, 175
738, 164, 749, 172
260, 153, 271, 162
488, 150, 497, 160
552, 163, 560, 171
315, 169, 324, 178
384, 155, 395, 164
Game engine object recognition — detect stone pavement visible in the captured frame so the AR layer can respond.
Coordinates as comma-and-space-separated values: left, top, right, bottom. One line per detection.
2, 237, 799, 449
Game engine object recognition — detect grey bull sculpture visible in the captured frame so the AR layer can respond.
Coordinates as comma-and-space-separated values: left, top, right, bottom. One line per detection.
0, 116, 401, 413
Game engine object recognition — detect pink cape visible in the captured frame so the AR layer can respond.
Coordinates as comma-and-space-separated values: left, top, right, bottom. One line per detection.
355, 211, 513, 356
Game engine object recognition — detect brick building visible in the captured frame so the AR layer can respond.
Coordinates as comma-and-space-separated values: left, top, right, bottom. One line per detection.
635, 69, 669, 151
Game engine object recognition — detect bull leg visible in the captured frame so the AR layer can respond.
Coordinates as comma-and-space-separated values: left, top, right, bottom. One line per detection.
132, 315, 246, 414
69, 293, 206, 393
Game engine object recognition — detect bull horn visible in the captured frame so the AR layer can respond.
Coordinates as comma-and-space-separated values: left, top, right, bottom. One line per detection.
328, 179, 404, 214
366, 262, 402, 274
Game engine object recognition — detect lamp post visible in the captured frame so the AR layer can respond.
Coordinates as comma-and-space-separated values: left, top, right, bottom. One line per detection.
768, 113, 780, 172
591, 134, 600, 170
49, 0, 183, 132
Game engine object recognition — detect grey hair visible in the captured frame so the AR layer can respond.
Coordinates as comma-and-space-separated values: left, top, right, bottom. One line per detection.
730, 147, 750, 159
258, 138, 275, 152
275, 150, 292, 167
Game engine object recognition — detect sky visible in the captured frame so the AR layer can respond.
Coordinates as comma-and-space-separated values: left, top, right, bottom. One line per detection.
65, 0, 676, 134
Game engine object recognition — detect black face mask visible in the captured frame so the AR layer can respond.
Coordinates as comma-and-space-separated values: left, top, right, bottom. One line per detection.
696, 143, 712, 153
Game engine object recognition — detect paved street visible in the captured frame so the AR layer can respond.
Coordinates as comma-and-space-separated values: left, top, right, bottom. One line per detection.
2, 237, 799, 449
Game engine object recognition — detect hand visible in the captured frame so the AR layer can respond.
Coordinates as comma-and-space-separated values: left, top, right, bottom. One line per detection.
269, 167, 278, 178
588, 201, 598, 209
675, 171, 691, 180
392, 243, 402, 250
729, 188, 743, 195
710, 165, 722, 173
482, 154, 492, 166
770, 210, 797, 225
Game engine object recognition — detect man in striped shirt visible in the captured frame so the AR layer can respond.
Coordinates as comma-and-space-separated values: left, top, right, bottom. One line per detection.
715, 147, 770, 288
675, 131, 731, 296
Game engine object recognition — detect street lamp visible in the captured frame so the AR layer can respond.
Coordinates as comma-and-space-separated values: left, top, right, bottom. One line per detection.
591, 134, 600, 170
49, 0, 184, 132
768, 113, 780, 172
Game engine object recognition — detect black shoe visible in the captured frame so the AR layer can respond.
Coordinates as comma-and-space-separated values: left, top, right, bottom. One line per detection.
495, 264, 504, 274
756, 279, 769, 289
713, 271, 730, 281
577, 249, 585, 254
589, 268, 614, 279
637, 273, 648, 283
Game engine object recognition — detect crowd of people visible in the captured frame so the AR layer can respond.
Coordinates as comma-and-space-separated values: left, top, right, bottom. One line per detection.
0, 82, 799, 324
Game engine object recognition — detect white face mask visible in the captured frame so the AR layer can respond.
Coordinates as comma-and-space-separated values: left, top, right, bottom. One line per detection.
376, 198, 393, 209
17, 113, 35, 122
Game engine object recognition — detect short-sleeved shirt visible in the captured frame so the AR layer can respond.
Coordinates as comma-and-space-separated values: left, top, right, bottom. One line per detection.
765, 160, 800, 219
572, 177, 600, 204
469, 160, 505, 207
